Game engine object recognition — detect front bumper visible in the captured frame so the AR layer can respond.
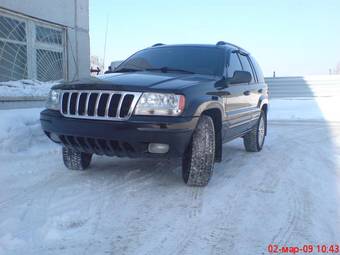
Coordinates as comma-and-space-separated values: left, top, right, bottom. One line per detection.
40, 109, 198, 158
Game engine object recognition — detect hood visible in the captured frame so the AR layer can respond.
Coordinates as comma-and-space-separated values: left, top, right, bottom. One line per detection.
53, 72, 218, 92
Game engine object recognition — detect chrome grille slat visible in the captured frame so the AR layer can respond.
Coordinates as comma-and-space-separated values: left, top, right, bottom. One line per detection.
60, 90, 142, 121
128, 94, 142, 117
84, 92, 91, 116
116, 92, 125, 118
75, 93, 80, 115
61, 92, 66, 114
105, 93, 113, 116
94, 92, 102, 117
67, 92, 72, 115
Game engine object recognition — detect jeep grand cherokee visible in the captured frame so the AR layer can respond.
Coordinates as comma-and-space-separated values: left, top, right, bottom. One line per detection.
40, 41, 268, 186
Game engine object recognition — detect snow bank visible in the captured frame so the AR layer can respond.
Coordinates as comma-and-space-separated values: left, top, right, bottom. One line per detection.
0, 80, 59, 99
269, 97, 340, 121
0, 108, 57, 154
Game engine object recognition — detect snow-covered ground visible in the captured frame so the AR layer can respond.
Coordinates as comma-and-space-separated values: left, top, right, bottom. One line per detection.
0, 98, 340, 255
269, 97, 340, 121
0, 80, 59, 99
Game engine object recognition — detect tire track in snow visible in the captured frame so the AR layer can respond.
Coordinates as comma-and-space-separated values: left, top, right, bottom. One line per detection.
267, 125, 327, 247
169, 187, 205, 255
84, 163, 167, 255
270, 187, 302, 247
206, 189, 242, 255
8, 173, 70, 253
174, 150, 250, 255
107, 161, 180, 255
203, 125, 302, 254
136, 185, 205, 255
132, 180, 205, 255
0, 172, 64, 211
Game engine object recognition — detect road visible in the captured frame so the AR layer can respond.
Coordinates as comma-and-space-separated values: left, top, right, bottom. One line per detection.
1, 120, 340, 255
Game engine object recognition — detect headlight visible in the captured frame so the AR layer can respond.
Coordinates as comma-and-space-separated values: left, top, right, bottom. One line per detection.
46, 89, 61, 110
134, 93, 185, 116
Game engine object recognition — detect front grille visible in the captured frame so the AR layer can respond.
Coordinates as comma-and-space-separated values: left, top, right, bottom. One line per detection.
60, 90, 142, 120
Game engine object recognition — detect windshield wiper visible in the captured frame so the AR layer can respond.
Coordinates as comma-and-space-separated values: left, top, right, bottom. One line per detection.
113, 67, 144, 73
145, 67, 195, 74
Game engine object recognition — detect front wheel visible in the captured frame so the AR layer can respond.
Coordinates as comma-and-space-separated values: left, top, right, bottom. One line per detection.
243, 110, 267, 152
62, 147, 93, 170
182, 115, 215, 186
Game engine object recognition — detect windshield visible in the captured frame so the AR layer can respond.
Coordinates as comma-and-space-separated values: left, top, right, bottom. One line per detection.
116, 46, 225, 76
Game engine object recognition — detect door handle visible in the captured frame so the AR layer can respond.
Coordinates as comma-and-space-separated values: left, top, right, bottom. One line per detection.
243, 91, 250, 96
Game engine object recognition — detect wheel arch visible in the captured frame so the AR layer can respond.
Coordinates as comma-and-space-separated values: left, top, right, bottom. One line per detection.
258, 98, 269, 115
261, 103, 268, 116
259, 100, 268, 135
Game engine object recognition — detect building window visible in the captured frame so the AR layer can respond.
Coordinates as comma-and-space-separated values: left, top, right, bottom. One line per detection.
35, 23, 65, 82
36, 49, 63, 81
36, 25, 63, 45
0, 15, 28, 81
0, 10, 66, 82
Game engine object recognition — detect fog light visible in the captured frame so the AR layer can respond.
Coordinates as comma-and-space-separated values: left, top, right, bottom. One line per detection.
148, 143, 169, 154
49, 133, 61, 143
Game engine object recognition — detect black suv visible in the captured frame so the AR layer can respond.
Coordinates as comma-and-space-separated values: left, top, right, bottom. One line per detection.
41, 42, 268, 186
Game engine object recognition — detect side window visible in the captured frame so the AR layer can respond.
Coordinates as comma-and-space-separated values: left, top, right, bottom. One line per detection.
250, 56, 265, 83
239, 54, 255, 83
227, 53, 242, 78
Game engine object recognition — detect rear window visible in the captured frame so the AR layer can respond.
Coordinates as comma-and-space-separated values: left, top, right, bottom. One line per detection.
118, 46, 225, 76
239, 54, 255, 83
250, 56, 265, 83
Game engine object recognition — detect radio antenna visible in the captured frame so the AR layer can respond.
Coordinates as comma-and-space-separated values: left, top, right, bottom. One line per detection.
103, 14, 109, 73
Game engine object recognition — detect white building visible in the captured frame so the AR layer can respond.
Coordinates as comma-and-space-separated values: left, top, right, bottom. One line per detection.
0, 0, 90, 82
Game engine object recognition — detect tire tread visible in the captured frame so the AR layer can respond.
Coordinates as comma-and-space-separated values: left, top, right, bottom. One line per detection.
243, 111, 266, 152
182, 115, 215, 186
62, 147, 92, 170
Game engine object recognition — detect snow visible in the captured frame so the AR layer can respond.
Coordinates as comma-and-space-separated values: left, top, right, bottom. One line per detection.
0, 98, 340, 254
0, 80, 59, 99
269, 97, 340, 121
0, 108, 56, 154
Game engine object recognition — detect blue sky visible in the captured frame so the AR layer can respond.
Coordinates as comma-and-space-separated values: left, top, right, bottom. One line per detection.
89, 0, 340, 76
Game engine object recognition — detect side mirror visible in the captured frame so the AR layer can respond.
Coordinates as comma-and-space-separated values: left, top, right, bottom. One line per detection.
228, 71, 252, 85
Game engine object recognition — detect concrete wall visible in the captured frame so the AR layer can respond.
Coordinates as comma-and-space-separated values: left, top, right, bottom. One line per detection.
0, 0, 90, 80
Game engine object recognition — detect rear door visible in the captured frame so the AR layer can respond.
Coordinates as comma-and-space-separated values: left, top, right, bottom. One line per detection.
238, 53, 261, 125
222, 51, 253, 140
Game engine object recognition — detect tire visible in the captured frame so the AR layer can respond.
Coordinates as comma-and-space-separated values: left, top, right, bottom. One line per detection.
62, 147, 92, 170
182, 115, 215, 186
243, 110, 267, 152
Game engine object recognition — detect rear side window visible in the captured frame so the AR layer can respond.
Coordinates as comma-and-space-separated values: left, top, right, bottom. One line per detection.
239, 54, 255, 83
250, 56, 265, 83
228, 53, 243, 78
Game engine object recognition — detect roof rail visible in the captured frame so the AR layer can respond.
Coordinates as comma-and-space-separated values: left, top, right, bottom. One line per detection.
216, 41, 227, 46
152, 43, 165, 47
216, 41, 248, 53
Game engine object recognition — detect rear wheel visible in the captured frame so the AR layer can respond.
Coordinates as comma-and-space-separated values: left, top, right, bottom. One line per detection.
243, 110, 266, 152
62, 147, 92, 170
182, 115, 215, 186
